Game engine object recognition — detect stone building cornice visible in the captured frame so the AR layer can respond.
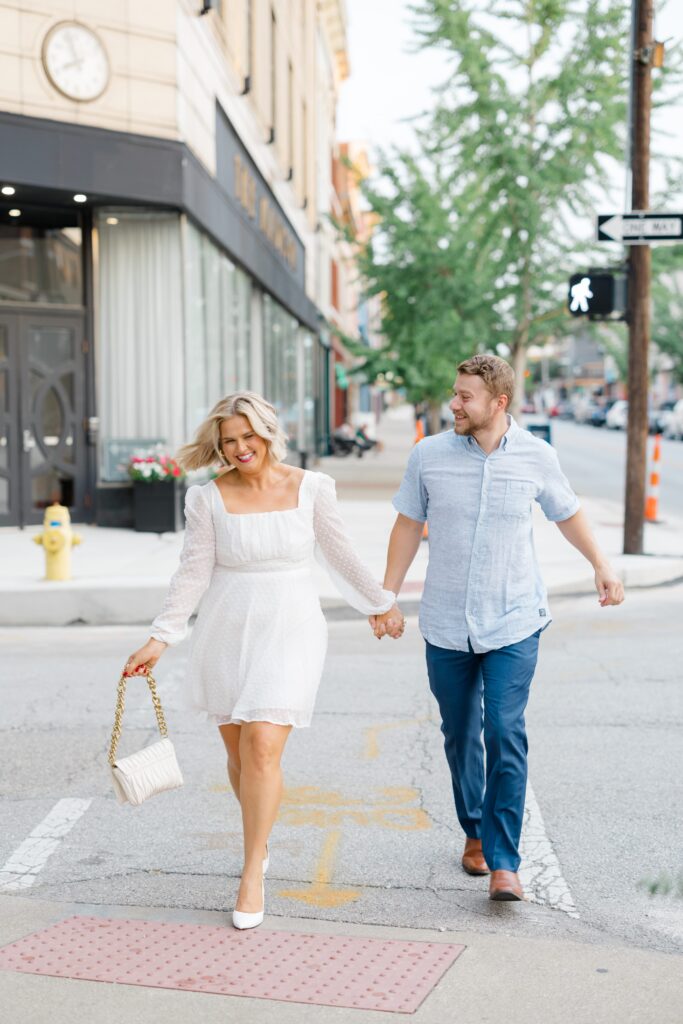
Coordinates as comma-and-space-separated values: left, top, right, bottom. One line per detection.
318, 0, 350, 81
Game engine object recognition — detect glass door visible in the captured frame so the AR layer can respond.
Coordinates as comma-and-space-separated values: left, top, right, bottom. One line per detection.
0, 311, 86, 526
0, 318, 20, 525
20, 313, 86, 525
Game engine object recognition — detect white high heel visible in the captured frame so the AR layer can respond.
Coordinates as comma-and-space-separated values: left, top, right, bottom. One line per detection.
263, 842, 270, 875
232, 879, 265, 931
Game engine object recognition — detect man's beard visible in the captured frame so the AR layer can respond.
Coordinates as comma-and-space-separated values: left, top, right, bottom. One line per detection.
453, 409, 497, 435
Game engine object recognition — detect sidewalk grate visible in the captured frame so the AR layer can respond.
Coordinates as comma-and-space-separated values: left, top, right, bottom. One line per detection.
0, 915, 465, 1013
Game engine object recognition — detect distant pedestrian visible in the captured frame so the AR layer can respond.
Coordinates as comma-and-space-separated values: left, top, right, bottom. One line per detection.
371, 355, 624, 902
355, 423, 378, 452
124, 392, 401, 930
414, 401, 429, 437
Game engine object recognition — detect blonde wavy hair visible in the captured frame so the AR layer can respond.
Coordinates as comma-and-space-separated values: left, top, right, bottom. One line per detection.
176, 392, 289, 472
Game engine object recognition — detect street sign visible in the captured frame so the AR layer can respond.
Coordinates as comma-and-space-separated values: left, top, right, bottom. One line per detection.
597, 211, 683, 244
567, 271, 627, 320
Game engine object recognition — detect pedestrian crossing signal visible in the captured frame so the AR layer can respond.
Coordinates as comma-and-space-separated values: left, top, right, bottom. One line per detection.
567, 271, 627, 321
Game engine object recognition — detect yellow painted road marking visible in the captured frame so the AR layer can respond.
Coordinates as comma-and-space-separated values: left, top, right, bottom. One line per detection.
208, 785, 432, 831
278, 830, 361, 907
363, 716, 434, 760
277, 786, 431, 831
282, 785, 420, 806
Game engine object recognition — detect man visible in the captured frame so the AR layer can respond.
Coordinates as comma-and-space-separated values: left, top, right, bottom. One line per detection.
371, 355, 624, 901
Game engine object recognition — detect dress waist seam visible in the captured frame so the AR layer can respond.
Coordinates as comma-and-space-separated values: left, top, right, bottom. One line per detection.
212, 563, 311, 576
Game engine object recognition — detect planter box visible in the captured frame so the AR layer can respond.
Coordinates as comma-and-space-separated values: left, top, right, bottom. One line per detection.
133, 480, 185, 533
96, 483, 134, 529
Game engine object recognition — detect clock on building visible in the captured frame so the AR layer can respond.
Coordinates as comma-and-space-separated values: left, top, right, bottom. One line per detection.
42, 21, 110, 102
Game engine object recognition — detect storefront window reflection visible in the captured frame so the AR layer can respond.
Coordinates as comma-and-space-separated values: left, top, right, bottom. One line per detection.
97, 210, 185, 478
184, 222, 252, 434
263, 294, 299, 450
0, 225, 82, 304
301, 329, 316, 452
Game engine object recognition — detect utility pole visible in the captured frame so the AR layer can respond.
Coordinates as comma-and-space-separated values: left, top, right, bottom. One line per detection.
623, 0, 653, 554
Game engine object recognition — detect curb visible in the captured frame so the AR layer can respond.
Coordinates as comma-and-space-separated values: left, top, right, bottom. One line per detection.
1, 557, 682, 627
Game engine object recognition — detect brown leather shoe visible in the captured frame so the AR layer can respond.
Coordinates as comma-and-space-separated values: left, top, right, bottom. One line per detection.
489, 870, 525, 901
461, 837, 489, 876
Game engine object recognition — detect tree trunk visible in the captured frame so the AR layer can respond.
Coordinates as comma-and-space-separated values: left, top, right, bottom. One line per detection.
427, 401, 442, 436
509, 254, 533, 421
510, 342, 527, 420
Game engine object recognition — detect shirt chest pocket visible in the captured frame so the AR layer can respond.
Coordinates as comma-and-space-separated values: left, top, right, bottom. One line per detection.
502, 479, 536, 518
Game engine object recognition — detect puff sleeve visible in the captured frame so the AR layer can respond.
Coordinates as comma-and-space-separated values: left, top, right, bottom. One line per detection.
313, 473, 396, 616
149, 484, 216, 645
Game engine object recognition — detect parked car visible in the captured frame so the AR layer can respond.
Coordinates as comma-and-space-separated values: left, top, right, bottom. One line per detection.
650, 400, 677, 435
591, 398, 617, 428
606, 399, 628, 430
549, 400, 574, 420
574, 400, 600, 425
572, 395, 598, 424
664, 399, 683, 441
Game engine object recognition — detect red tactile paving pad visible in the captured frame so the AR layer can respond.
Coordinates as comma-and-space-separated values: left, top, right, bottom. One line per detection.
0, 916, 465, 1013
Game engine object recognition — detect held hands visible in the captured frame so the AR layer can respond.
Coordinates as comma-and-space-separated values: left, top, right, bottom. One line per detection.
123, 638, 167, 677
368, 603, 405, 640
594, 563, 625, 607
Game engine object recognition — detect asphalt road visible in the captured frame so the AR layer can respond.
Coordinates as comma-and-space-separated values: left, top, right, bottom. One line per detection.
1, 583, 681, 957
549, 419, 683, 518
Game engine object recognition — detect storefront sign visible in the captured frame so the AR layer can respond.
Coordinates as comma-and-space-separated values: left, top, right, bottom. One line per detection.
217, 104, 303, 283
233, 154, 298, 272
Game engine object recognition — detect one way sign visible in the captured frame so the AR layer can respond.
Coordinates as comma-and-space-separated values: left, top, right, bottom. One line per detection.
597, 211, 683, 244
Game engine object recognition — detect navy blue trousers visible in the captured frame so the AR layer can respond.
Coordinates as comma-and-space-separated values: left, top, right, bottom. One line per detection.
425, 631, 541, 872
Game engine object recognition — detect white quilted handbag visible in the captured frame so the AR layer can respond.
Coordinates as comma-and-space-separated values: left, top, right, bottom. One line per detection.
108, 672, 183, 807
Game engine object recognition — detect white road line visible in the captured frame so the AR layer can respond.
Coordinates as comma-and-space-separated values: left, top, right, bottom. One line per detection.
0, 798, 92, 892
519, 782, 579, 918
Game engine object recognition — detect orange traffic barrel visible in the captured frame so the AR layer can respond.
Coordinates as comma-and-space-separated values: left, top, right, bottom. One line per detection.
645, 433, 662, 522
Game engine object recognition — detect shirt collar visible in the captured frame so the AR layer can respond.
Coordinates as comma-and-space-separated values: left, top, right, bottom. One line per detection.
466, 414, 519, 452
501, 414, 519, 449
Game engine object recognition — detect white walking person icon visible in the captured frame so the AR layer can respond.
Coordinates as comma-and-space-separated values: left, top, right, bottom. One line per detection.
570, 277, 593, 313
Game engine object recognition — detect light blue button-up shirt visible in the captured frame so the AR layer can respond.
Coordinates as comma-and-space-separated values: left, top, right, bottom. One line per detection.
392, 416, 580, 653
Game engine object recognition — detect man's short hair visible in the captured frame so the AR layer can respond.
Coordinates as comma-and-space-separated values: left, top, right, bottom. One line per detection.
456, 354, 515, 405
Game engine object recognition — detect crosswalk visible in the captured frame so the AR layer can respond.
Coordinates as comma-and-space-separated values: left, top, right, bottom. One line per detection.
0, 786, 578, 917
0, 798, 92, 891
520, 784, 579, 917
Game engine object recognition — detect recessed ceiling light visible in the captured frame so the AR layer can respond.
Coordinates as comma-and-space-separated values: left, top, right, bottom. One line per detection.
1, 186, 16, 196
106, 216, 119, 225
9, 209, 21, 217
73, 194, 87, 203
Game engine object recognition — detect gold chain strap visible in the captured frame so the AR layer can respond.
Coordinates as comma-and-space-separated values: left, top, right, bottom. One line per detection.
108, 672, 168, 767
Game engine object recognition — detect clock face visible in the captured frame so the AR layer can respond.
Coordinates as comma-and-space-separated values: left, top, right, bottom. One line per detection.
42, 22, 110, 102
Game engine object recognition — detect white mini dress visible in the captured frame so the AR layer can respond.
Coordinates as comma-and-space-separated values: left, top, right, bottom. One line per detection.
150, 471, 395, 728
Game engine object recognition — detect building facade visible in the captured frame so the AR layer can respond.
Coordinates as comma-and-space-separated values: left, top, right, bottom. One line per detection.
328, 141, 384, 429
0, 0, 350, 527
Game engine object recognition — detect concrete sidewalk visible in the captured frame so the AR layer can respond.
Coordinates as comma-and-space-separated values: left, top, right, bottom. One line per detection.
1, 894, 681, 1024
2, 405, 682, 626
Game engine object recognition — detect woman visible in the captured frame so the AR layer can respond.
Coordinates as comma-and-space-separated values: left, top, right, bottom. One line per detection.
124, 392, 404, 930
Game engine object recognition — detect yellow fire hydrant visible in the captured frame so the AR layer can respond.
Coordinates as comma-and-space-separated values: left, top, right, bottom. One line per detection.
33, 503, 82, 581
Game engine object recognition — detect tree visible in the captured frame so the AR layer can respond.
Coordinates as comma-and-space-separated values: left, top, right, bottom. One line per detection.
354, 0, 636, 417
652, 245, 683, 384
345, 149, 505, 430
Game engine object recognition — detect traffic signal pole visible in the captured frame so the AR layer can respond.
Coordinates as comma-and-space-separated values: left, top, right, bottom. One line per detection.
623, 0, 653, 554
